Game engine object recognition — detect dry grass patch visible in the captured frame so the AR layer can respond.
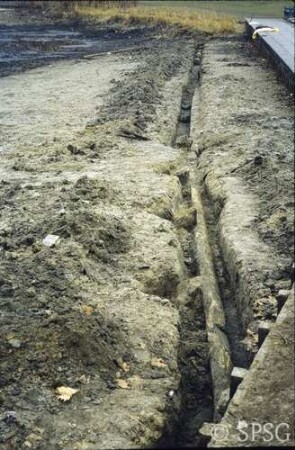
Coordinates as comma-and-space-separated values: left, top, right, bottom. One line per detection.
73, 5, 237, 34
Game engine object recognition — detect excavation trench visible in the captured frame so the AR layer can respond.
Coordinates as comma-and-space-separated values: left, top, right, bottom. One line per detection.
157, 45, 250, 447
200, 191, 252, 369
156, 48, 215, 449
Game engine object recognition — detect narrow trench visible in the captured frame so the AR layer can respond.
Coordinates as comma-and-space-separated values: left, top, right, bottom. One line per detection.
157, 44, 251, 448
157, 47, 214, 449
201, 195, 253, 369
172, 54, 200, 148
171, 188, 214, 448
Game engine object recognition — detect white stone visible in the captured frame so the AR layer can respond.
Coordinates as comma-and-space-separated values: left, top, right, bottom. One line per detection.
43, 234, 60, 247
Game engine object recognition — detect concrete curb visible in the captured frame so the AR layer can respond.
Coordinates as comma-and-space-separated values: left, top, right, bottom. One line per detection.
245, 19, 294, 92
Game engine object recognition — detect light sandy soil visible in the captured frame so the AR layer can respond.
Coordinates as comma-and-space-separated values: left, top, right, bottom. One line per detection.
0, 56, 136, 153
194, 38, 294, 336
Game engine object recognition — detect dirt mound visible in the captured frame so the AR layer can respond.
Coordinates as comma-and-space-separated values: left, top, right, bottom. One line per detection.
0, 176, 129, 257
95, 39, 195, 131
1, 310, 130, 384
0, 307, 131, 449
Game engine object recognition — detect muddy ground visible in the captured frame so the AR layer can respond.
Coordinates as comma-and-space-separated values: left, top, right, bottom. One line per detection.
0, 6, 162, 78
0, 6, 294, 450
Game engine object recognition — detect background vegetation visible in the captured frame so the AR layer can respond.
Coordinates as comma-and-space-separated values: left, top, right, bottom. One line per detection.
72, 3, 237, 33
12, 1, 295, 33
140, 1, 294, 18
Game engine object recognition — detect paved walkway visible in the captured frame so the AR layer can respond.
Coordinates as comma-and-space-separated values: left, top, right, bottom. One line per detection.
246, 18, 294, 72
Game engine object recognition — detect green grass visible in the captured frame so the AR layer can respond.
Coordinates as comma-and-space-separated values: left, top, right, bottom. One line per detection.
139, 1, 294, 18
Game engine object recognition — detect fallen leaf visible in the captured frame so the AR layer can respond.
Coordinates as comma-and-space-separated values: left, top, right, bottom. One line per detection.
116, 358, 130, 372
151, 358, 167, 368
81, 305, 94, 316
55, 386, 79, 402
121, 362, 130, 372
116, 379, 130, 389
24, 433, 43, 447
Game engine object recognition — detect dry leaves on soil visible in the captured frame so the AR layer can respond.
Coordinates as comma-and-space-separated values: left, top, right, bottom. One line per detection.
55, 386, 79, 402
116, 379, 130, 389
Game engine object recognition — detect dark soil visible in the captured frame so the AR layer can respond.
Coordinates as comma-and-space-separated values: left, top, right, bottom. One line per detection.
0, 11, 157, 78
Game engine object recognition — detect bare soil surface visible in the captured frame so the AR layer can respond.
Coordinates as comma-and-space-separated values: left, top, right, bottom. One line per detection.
194, 37, 294, 350
190, 39, 294, 445
0, 8, 202, 450
0, 7, 294, 450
